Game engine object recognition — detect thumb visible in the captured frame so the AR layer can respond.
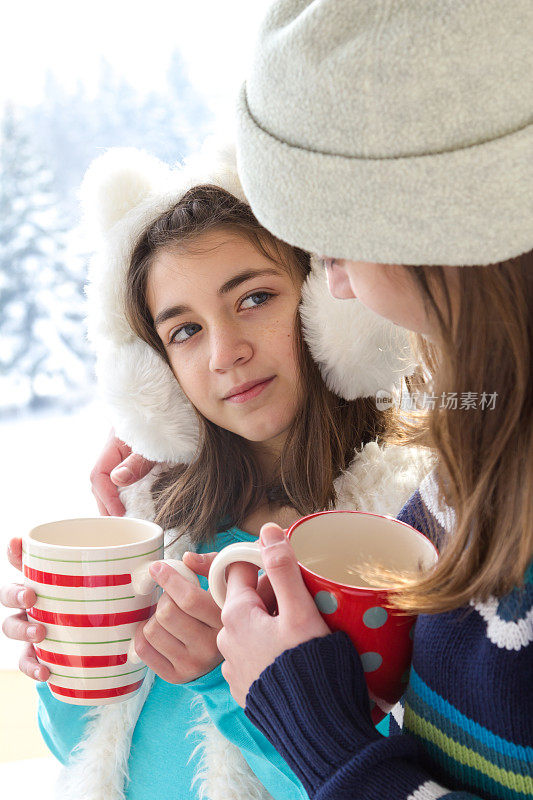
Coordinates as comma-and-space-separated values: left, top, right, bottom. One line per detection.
110, 453, 155, 486
182, 550, 217, 579
259, 524, 315, 618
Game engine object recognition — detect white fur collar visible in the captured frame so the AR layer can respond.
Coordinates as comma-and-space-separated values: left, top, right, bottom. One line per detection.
55, 443, 430, 800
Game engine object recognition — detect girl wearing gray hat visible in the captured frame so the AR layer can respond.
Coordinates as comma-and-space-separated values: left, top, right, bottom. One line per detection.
213, 2, 533, 800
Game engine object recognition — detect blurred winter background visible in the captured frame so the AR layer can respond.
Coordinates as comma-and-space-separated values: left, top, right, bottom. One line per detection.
0, 0, 271, 791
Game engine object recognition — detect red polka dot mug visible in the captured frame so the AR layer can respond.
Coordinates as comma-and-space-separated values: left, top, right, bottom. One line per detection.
209, 510, 438, 723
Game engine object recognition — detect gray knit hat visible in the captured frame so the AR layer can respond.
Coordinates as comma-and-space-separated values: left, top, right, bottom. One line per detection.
236, 0, 533, 266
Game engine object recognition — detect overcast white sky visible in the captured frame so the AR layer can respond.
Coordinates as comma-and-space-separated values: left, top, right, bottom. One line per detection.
0, 0, 272, 127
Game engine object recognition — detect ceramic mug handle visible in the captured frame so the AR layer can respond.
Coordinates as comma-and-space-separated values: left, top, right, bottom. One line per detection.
130, 557, 198, 595
127, 559, 199, 664
208, 542, 264, 608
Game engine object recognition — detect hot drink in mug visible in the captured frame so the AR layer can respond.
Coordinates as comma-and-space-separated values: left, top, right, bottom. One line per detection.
209, 510, 438, 723
22, 517, 198, 706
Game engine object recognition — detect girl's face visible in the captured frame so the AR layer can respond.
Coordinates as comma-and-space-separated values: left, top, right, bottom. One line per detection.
323, 258, 441, 336
146, 230, 304, 450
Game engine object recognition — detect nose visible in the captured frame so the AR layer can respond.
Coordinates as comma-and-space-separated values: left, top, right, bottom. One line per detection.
208, 323, 253, 373
324, 260, 356, 300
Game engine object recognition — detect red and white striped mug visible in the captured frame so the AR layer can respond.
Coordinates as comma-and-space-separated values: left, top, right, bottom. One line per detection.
22, 517, 198, 705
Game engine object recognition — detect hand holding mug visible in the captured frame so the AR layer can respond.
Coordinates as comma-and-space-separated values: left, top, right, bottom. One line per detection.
215, 523, 331, 707
211, 511, 438, 721
1, 537, 50, 682
20, 517, 198, 705
132, 559, 223, 684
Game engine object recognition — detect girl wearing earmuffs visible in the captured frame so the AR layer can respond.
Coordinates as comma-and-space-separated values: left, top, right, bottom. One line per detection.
1, 143, 429, 800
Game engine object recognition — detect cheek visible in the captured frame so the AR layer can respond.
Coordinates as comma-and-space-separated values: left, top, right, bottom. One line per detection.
343, 270, 383, 308
265, 313, 300, 369
167, 352, 206, 408
275, 324, 304, 401
343, 269, 417, 330
370, 276, 429, 333
357, 285, 397, 317
252, 310, 302, 403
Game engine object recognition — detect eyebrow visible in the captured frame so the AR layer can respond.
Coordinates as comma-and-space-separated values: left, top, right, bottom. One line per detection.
153, 268, 283, 329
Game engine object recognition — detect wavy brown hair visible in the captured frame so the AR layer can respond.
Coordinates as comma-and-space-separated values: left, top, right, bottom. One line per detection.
390, 249, 533, 614
125, 185, 390, 544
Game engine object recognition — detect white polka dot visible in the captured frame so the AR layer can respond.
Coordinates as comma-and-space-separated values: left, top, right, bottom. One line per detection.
363, 606, 388, 629
314, 591, 338, 614
360, 652, 383, 672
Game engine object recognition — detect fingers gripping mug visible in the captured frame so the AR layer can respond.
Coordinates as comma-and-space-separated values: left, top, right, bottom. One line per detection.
22, 517, 198, 705
209, 511, 438, 723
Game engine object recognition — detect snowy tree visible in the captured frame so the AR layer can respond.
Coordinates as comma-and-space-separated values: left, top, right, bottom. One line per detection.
30, 51, 212, 224
0, 105, 93, 412
1, 49, 210, 413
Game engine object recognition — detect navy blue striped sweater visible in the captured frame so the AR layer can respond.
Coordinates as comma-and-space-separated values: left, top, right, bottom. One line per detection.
245, 474, 533, 799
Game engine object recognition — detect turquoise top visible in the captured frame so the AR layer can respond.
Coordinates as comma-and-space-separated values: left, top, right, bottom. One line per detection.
36, 527, 307, 800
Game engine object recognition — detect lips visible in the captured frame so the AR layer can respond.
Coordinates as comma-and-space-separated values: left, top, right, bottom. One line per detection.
223, 377, 275, 404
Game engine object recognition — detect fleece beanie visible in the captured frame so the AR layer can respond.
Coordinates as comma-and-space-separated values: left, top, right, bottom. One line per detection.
237, 0, 533, 266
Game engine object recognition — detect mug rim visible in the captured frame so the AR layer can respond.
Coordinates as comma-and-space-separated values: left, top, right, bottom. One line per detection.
24, 516, 163, 551
286, 509, 439, 594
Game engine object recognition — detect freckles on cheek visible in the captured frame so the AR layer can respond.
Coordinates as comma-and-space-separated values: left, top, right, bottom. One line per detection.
168, 356, 198, 400
268, 319, 296, 357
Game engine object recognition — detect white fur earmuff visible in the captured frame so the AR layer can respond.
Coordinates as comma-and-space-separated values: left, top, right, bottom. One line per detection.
301, 256, 414, 400
83, 143, 413, 464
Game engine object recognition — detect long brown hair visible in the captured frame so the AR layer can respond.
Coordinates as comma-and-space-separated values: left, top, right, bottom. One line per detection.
125, 185, 389, 544
391, 250, 533, 614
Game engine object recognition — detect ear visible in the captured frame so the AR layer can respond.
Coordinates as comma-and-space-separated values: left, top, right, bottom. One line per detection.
79, 147, 172, 235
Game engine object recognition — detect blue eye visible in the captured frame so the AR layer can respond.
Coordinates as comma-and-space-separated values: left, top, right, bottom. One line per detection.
169, 323, 201, 344
240, 292, 272, 310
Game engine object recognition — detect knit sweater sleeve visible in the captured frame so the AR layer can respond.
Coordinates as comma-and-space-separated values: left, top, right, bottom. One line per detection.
245, 632, 482, 800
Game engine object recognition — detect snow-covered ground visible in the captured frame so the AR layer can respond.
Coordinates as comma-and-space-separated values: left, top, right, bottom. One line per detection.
0, 401, 110, 668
